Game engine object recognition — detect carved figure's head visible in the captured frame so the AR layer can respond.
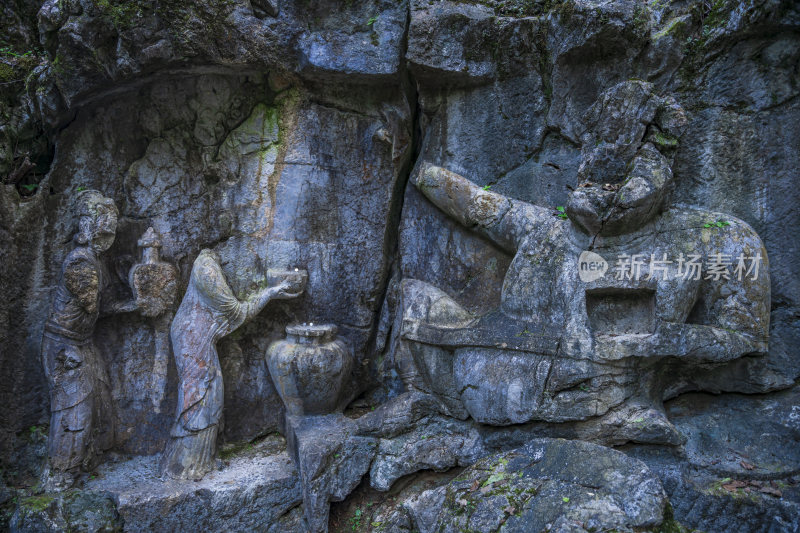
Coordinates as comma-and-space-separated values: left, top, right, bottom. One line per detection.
565, 81, 687, 236
73, 190, 119, 252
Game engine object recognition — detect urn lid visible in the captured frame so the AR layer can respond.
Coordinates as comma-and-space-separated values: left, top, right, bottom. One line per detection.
138, 227, 162, 248
286, 323, 337, 340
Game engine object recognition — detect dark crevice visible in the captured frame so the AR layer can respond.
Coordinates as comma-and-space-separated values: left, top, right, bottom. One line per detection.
361, 0, 421, 398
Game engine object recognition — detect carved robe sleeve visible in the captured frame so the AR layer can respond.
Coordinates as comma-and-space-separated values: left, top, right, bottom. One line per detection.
63, 257, 100, 314
193, 252, 247, 335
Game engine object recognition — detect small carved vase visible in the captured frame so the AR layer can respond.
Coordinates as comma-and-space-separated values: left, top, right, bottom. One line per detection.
128, 227, 178, 317
266, 323, 352, 416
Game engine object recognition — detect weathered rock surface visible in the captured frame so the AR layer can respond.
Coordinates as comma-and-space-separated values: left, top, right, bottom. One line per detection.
374, 438, 668, 533
10, 490, 121, 533
626, 386, 800, 532
369, 414, 484, 492
284, 415, 377, 533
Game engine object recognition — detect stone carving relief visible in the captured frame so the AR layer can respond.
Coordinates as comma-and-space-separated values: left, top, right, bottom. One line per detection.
7, 0, 793, 529
396, 82, 770, 445
129, 227, 179, 412
41, 191, 137, 489
128, 227, 178, 319
160, 250, 306, 479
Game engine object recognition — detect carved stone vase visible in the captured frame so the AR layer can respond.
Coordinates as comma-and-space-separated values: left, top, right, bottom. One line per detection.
128, 227, 178, 317
266, 323, 352, 416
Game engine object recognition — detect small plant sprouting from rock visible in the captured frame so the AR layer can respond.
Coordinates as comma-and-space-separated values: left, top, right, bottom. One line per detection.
0, 47, 34, 59
367, 15, 379, 45
703, 220, 730, 229
349, 507, 362, 531
28, 425, 46, 441
482, 472, 506, 487
482, 184, 492, 191
555, 206, 568, 219
653, 131, 679, 148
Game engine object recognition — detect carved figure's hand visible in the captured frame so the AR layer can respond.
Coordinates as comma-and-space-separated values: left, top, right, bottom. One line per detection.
118, 300, 139, 313
58, 348, 83, 370
273, 279, 304, 300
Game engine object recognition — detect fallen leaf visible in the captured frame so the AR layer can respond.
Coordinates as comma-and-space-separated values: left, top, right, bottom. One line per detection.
740, 460, 756, 470
759, 486, 782, 497
470, 480, 480, 492
504, 505, 516, 515
722, 480, 746, 491
457, 498, 468, 507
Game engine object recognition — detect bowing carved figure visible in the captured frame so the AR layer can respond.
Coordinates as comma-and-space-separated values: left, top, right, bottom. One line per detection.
161, 249, 304, 479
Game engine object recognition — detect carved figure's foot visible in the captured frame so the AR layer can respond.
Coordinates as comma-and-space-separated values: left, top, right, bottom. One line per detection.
160, 427, 218, 481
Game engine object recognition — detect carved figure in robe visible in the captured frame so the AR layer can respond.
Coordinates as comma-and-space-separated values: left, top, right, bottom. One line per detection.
396, 82, 770, 444
41, 190, 135, 488
161, 249, 304, 479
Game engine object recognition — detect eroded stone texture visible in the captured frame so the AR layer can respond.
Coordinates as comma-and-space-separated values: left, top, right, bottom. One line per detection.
626, 387, 800, 532
285, 415, 377, 533
382, 438, 667, 533
10, 490, 121, 533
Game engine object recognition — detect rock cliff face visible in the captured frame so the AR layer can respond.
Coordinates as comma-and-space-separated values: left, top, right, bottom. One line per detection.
1, 0, 799, 531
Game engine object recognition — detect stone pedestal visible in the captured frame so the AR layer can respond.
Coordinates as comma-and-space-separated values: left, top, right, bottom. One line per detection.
284, 414, 377, 533
84, 436, 302, 531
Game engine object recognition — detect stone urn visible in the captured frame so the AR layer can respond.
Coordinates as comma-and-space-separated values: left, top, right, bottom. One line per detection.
266, 323, 353, 416
128, 227, 178, 317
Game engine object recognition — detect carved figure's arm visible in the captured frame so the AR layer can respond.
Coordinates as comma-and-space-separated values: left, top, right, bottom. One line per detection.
415, 164, 544, 253
661, 252, 770, 361
64, 257, 100, 314
100, 296, 138, 316
594, 322, 768, 363
596, 230, 770, 363
241, 280, 301, 322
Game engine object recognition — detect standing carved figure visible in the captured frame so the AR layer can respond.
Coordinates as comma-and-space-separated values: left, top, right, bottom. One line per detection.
161, 249, 304, 479
42, 190, 132, 489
